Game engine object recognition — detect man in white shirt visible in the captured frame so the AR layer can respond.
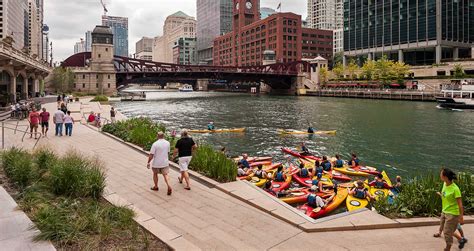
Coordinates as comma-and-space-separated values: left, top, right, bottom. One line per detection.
53, 108, 65, 136
147, 132, 172, 195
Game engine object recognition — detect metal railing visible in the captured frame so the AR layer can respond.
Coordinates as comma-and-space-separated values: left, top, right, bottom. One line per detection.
1, 120, 43, 149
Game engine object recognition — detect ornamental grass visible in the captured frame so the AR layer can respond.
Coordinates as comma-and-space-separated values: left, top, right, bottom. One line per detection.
190, 145, 237, 183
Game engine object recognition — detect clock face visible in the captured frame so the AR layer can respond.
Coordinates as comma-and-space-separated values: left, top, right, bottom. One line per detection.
236, 2, 239, 10
246, 2, 252, 9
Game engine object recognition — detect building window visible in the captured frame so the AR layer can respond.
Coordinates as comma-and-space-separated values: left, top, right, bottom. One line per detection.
108, 83, 110, 88
105, 48, 108, 52
108, 75, 110, 79
82, 83, 85, 88
96, 83, 99, 88
98, 54, 101, 58
96, 75, 99, 79
82, 75, 85, 79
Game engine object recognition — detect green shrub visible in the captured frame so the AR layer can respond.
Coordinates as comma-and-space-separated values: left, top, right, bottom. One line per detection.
190, 145, 237, 183
91, 95, 109, 102
375, 171, 473, 218
48, 151, 106, 199
33, 147, 58, 174
1, 148, 37, 189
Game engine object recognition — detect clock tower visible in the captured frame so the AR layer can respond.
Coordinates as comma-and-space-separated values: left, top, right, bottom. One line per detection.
233, 0, 259, 34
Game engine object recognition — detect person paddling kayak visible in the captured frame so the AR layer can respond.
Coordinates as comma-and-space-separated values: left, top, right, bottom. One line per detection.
300, 142, 311, 156
348, 153, 360, 167
307, 127, 315, 133
334, 154, 344, 168
207, 122, 215, 130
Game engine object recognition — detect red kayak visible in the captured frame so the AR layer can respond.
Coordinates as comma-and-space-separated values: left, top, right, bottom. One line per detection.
281, 188, 333, 204
281, 148, 321, 161
327, 170, 352, 182
271, 165, 298, 193
238, 162, 282, 180
250, 161, 272, 167
292, 172, 314, 187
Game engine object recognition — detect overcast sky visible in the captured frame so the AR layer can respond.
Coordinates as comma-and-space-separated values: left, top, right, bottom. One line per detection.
44, 0, 307, 62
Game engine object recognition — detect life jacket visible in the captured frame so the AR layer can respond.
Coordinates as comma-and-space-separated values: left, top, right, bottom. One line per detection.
312, 179, 319, 186
255, 170, 264, 179
308, 127, 314, 133
307, 194, 317, 207
300, 168, 309, 178
374, 180, 385, 189
354, 188, 367, 199
316, 166, 323, 175
322, 161, 331, 171
335, 159, 344, 168
276, 172, 284, 182
207, 125, 215, 130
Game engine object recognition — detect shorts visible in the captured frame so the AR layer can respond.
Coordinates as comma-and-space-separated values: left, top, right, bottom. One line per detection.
30, 123, 38, 129
178, 156, 192, 172
41, 122, 49, 128
152, 166, 169, 174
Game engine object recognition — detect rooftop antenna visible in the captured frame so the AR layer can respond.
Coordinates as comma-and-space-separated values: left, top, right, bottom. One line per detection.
100, 0, 108, 15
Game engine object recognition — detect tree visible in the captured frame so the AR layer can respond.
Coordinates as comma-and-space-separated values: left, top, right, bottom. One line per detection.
347, 59, 359, 81
453, 64, 466, 79
319, 67, 329, 85
52, 67, 75, 93
332, 62, 344, 81
361, 59, 376, 80
391, 61, 410, 82
374, 55, 393, 85
333, 52, 344, 66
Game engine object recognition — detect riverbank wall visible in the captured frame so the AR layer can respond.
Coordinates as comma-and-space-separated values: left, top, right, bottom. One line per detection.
305, 89, 439, 102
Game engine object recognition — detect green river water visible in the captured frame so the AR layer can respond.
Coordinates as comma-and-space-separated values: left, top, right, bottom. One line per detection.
113, 91, 474, 178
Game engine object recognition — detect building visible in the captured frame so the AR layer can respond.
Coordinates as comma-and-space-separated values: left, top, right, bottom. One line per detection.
213, 0, 333, 67
153, 11, 196, 63
42, 24, 49, 62
27, 0, 43, 58
135, 37, 153, 60
0, 0, 29, 51
344, 0, 474, 65
85, 30, 92, 52
307, 0, 344, 54
74, 39, 85, 54
173, 37, 197, 64
102, 15, 128, 57
67, 26, 116, 95
260, 7, 276, 19
196, 0, 233, 65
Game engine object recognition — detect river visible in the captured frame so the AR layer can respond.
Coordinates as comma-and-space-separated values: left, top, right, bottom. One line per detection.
112, 91, 474, 178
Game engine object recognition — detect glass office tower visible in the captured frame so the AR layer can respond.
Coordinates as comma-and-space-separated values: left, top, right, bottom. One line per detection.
196, 0, 233, 64
343, 0, 474, 65
102, 15, 129, 57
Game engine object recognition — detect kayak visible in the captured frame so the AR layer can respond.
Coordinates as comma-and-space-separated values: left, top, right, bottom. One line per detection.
292, 172, 313, 187
333, 166, 371, 177
281, 148, 320, 161
249, 161, 273, 167
238, 163, 282, 181
271, 165, 298, 193
188, 128, 245, 133
369, 171, 392, 199
299, 188, 349, 219
248, 176, 268, 187
233, 156, 273, 163
278, 129, 337, 135
346, 181, 370, 211
354, 165, 380, 175
281, 188, 333, 204
328, 170, 352, 182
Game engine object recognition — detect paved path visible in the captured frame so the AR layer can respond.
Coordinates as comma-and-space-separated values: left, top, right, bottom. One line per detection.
0, 186, 55, 251
1, 101, 472, 250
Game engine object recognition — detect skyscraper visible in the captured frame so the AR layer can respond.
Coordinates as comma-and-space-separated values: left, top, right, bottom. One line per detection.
85, 31, 92, 52
74, 39, 85, 54
343, 0, 474, 65
136, 37, 153, 60
307, 0, 344, 54
196, 0, 233, 64
27, 0, 42, 57
0, 0, 29, 51
153, 11, 196, 63
102, 15, 129, 57
42, 24, 49, 62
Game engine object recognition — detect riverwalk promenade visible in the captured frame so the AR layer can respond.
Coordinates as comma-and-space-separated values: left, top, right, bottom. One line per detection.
1, 100, 472, 250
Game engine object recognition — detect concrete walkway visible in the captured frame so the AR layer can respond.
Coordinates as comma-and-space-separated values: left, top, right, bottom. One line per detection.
1, 101, 472, 250
0, 186, 55, 251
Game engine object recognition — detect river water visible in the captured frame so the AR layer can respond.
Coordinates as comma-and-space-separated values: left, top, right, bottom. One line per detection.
112, 91, 474, 178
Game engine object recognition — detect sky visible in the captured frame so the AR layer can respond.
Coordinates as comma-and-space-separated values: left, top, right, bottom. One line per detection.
44, 0, 307, 62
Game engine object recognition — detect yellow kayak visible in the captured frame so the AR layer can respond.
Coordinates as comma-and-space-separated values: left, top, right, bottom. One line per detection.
346, 181, 370, 211
369, 171, 392, 199
188, 128, 246, 133
333, 166, 371, 177
277, 129, 337, 135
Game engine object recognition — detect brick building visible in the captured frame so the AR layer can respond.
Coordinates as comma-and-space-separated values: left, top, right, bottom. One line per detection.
213, 0, 332, 67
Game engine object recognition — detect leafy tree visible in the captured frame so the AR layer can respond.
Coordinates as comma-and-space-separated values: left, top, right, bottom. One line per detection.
333, 52, 344, 66
332, 62, 344, 81
347, 59, 359, 81
453, 64, 466, 79
361, 60, 376, 80
375, 55, 393, 85
52, 67, 75, 93
319, 67, 329, 85
391, 61, 410, 82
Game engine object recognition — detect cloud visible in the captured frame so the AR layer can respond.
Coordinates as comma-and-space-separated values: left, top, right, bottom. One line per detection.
45, 0, 306, 62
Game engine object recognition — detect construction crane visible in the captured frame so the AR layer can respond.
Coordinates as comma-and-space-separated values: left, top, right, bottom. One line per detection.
100, 0, 108, 15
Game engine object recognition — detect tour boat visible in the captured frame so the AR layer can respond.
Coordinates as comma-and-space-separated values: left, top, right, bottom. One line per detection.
179, 84, 193, 92
436, 79, 474, 109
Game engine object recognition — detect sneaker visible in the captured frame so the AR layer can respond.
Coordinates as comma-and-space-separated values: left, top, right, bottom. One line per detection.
459, 238, 467, 249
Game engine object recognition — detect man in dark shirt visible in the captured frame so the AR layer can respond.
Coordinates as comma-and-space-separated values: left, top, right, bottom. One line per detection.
172, 130, 196, 190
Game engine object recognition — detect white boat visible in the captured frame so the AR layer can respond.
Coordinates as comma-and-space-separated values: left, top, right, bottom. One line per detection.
179, 84, 193, 92
436, 79, 474, 109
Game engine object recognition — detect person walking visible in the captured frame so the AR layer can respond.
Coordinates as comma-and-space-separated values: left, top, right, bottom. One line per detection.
53, 108, 65, 136
64, 111, 74, 136
147, 132, 172, 195
27, 108, 40, 139
39, 108, 50, 137
433, 168, 465, 251
172, 130, 196, 190
110, 107, 116, 123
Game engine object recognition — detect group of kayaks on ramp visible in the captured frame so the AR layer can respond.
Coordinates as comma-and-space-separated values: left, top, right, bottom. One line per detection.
234, 146, 402, 219
187, 122, 336, 135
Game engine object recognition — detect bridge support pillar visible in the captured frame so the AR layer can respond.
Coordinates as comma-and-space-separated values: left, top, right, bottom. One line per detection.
196, 79, 209, 91
293, 75, 307, 96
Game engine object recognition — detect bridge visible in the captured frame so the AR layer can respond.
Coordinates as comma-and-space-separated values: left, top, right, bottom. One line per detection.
62, 52, 322, 94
